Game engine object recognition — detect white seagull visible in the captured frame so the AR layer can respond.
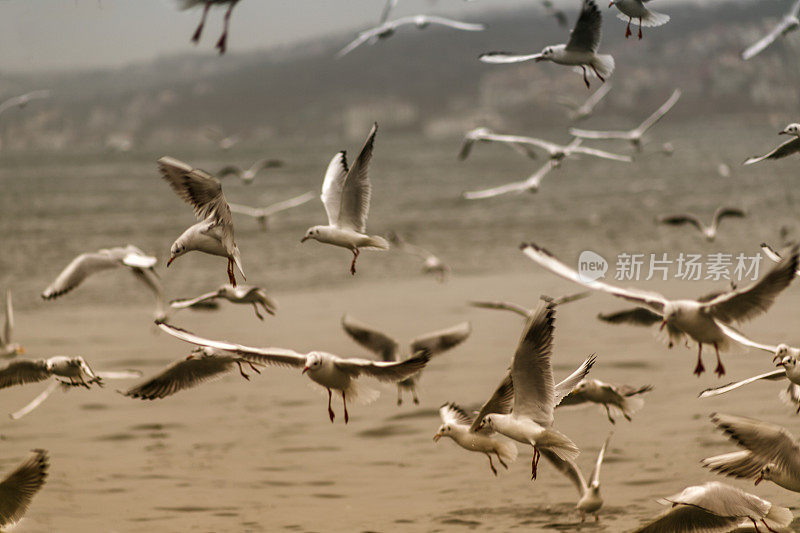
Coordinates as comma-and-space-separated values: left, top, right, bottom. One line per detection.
631, 482, 793, 533
336, 15, 486, 58
609, 0, 670, 40
548, 433, 613, 522
122, 346, 265, 400
217, 158, 284, 185
1, 356, 141, 419
203, 126, 240, 150
157, 322, 431, 423
179, 0, 240, 54
520, 242, 799, 376
554, 83, 612, 121
469, 293, 591, 318
480, 0, 615, 89
761, 242, 800, 277
463, 161, 559, 200
476, 301, 596, 480
456, 132, 632, 165
387, 231, 450, 282
0, 290, 24, 358
0, 90, 51, 117
700, 320, 800, 412
433, 384, 519, 476
0, 449, 48, 530
657, 206, 746, 242
741, 0, 800, 60
569, 89, 681, 151
558, 379, 653, 423
458, 127, 539, 161
341, 314, 470, 404
159, 156, 246, 286
702, 413, 800, 493
300, 123, 389, 275
229, 192, 315, 232
170, 284, 278, 320
744, 123, 800, 165
41, 245, 166, 321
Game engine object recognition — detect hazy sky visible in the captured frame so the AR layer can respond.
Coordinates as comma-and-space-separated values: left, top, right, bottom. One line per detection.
0, 0, 721, 73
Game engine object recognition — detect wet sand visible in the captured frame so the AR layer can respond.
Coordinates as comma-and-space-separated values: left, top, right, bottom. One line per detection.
4, 267, 800, 532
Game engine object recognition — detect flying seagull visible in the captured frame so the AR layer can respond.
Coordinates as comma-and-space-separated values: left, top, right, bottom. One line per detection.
520, 242, 799, 376
744, 123, 800, 165
609, 0, 670, 40
657, 206, 746, 242
157, 322, 431, 423
341, 314, 470, 404
0, 449, 48, 530
558, 379, 653, 423
387, 231, 450, 282
179, 0, 240, 54
159, 156, 245, 286
337, 15, 486, 58
41, 245, 166, 321
456, 132, 632, 165
569, 89, 681, 151
170, 284, 278, 320
549, 433, 613, 522
480, 0, 615, 89
229, 192, 315, 232
217, 158, 284, 185
462, 161, 559, 200
554, 83, 612, 121
0, 90, 51, 117
458, 127, 539, 161
741, 0, 800, 60
469, 293, 590, 318
300, 123, 389, 275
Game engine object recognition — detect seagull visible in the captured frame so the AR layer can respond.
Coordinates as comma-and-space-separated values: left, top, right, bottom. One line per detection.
179, 0, 240, 54
558, 379, 653, 423
702, 413, 800, 493
433, 388, 519, 476
455, 132, 632, 165
229, 192, 315, 232
203, 126, 239, 150
476, 301, 596, 480
700, 320, 800, 412
300, 123, 389, 275
159, 156, 245, 286
554, 83, 612, 121
631, 482, 793, 533
170, 284, 277, 320
458, 127, 539, 161
609, 0, 670, 40
462, 160, 559, 200
387, 231, 450, 282
0, 90, 51, 117
741, 0, 800, 60
548, 433, 613, 522
469, 292, 591, 318
657, 207, 746, 242
569, 89, 681, 151
122, 346, 265, 400
761, 242, 800, 277
336, 15, 486, 58
157, 322, 431, 423
341, 314, 470, 405
217, 158, 285, 185
1, 356, 141, 419
480, 0, 615, 89
744, 123, 800, 165
0, 291, 23, 358
41, 245, 167, 321
520, 242, 800, 376
0, 449, 48, 530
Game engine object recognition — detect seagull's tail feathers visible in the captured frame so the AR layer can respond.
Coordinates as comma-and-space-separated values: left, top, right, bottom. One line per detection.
346, 381, 381, 405
592, 54, 615, 79
764, 503, 794, 531
620, 395, 646, 419
616, 10, 669, 27
538, 429, 580, 463
363, 235, 390, 251
495, 438, 519, 465
778, 383, 800, 410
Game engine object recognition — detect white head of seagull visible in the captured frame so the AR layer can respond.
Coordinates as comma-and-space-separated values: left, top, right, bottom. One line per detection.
479, 0, 614, 89
301, 123, 389, 275
781, 123, 800, 136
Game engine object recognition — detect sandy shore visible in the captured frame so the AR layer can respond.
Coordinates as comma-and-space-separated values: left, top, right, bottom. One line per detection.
3, 267, 800, 532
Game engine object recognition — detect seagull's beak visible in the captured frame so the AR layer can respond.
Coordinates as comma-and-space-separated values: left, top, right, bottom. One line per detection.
302, 366, 309, 374
433, 433, 442, 442
779, 130, 788, 135
534, 55, 544, 62
608, 1, 614, 6
17, 346, 25, 355
754, 474, 763, 485
300, 236, 309, 243
166, 256, 175, 267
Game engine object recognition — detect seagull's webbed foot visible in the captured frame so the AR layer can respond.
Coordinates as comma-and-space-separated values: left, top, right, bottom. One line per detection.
713, 342, 725, 377
191, 4, 210, 43
591, 65, 605, 83
349, 248, 360, 276
496, 453, 508, 470
411, 387, 420, 405
248, 362, 261, 374
226, 258, 237, 287
625, 18, 632, 38
216, 32, 228, 55
327, 388, 335, 423
252, 303, 263, 321
235, 361, 250, 380
486, 453, 498, 476
693, 344, 705, 376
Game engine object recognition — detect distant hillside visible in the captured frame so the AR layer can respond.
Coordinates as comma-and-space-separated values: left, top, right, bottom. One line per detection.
0, 0, 797, 151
